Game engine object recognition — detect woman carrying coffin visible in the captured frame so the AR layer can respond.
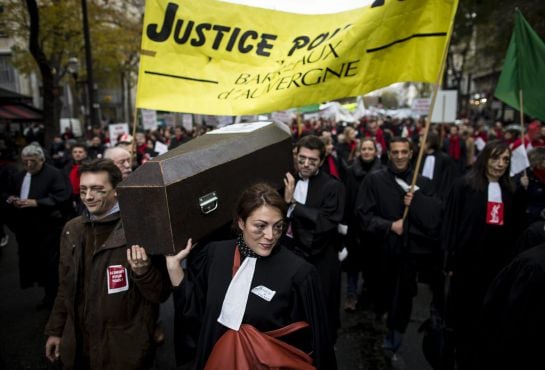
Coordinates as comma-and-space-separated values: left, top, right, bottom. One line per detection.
166, 182, 336, 370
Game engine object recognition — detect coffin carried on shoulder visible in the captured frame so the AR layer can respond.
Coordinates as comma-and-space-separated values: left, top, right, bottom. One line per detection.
117, 121, 292, 255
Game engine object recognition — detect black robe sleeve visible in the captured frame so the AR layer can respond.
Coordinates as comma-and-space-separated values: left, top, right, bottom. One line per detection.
172, 242, 211, 364
34, 165, 71, 208
479, 245, 545, 369
292, 265, 338, 370
407, 179, 443, 239
440, 179, 469, 271
291, 177, 345, 233
355, 173, 393, 235
515, 220, 545, 254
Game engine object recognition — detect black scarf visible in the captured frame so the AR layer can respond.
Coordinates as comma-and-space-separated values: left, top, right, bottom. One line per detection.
387, 161, 413, 183
236, 234, 259, 261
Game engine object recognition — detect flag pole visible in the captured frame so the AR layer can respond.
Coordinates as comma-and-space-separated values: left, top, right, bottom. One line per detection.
519, 89, 525, 146
519, 89, 527, 178
403, 1, 458, 221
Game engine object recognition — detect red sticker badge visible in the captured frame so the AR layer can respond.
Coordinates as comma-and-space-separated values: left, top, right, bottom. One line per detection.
107, 265, 129, 294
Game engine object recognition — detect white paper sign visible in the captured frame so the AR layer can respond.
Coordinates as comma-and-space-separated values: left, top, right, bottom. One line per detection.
154, 140, 169, 155
59, 118, 83, 137
182, 114, 193, 132
431, 90, 458, 123
108, 123, 130, 146
475, 137, 486, 151
141, 109, 158, 131
412, 98, 431, 116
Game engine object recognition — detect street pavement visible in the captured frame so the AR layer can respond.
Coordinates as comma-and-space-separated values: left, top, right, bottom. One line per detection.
0, 228, 432, 370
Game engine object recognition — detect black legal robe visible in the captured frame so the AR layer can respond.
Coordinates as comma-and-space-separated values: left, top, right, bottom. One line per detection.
4, 163, 71, 289
289, 170, 345, 258
441, 176, 525, 368
442, 177, 524, 286
478, 243, 545, 370
285, 169, 345, 342
343, 157, 383, 272
173, 240, 337, 370
356, 167, 442, 257
355, 167, 442, 331
419, 150, 457, 201
516, 220, 545, 254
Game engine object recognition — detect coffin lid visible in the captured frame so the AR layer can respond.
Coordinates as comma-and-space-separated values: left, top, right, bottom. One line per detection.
119, 121, 290, 188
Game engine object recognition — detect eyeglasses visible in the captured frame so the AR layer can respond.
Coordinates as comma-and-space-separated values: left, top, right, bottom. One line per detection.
297, 155, 320, 166
249, 220, 287, 237
80, 187, 113, 197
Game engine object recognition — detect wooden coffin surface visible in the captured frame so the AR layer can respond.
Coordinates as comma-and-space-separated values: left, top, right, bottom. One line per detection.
117, 122, 292, 255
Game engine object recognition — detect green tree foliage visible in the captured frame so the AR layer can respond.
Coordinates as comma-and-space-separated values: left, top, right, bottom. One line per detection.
2, 0, 142, 142
448, 0, 545, 86
380, 91, 399, 109
473, 0, 544, 69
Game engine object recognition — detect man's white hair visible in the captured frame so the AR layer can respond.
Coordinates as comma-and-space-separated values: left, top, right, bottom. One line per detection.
21, 144, 45, 160
104, 146, 130, 159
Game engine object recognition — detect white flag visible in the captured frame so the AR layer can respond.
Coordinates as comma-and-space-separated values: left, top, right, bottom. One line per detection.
510, 143, 530, 177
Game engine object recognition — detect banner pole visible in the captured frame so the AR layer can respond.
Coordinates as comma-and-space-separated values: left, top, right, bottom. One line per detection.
131, 107, 139, 155
403, 0, 458, 221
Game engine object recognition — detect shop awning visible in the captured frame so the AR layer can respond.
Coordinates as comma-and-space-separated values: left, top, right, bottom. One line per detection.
0, 103, 43, 122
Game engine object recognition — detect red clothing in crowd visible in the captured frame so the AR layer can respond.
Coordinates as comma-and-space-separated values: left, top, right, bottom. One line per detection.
326, 155, 340, 179
448, 135, 461, 160
136, 143, 147, 156
474, 130, 488, 143
69, 164, 80, 195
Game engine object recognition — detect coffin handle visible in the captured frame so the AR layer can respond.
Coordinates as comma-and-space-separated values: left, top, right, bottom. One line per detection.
199, 192, 219, 215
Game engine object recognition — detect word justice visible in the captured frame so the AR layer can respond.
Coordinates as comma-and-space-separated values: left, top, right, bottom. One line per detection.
147, 2, 277, 57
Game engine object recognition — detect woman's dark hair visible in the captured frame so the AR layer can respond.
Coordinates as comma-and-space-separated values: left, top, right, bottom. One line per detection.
79, 159, 123, 188
426, 132, 441, 151
233, 183, 287, 232
466, 140, 513, 192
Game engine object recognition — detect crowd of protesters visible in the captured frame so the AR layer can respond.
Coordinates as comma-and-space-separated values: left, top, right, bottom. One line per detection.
1, 114, 545, 369
287, 114, 545, 369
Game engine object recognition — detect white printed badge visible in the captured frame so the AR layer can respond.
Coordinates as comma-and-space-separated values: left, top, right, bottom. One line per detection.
251, 285, 276, 302
107, 265, 129, 294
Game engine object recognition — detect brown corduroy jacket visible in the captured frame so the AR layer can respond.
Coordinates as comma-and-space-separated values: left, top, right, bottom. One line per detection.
45, 212, 170, 370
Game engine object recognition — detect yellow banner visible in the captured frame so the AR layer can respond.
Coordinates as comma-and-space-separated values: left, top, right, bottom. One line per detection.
136, 0, 458, 115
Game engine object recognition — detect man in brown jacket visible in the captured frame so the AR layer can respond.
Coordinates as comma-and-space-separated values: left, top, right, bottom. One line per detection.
44, 159, 170, 369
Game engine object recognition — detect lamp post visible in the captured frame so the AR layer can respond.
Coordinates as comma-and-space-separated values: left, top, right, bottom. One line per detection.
66, 57, 85, 136
66, 57, 79, 118
80, 0, 100, 128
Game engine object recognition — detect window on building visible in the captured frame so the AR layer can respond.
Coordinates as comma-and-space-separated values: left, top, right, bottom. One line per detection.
0, 54, 17, 91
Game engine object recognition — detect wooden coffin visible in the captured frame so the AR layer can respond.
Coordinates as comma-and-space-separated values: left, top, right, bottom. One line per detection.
117, 121, 292, 255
